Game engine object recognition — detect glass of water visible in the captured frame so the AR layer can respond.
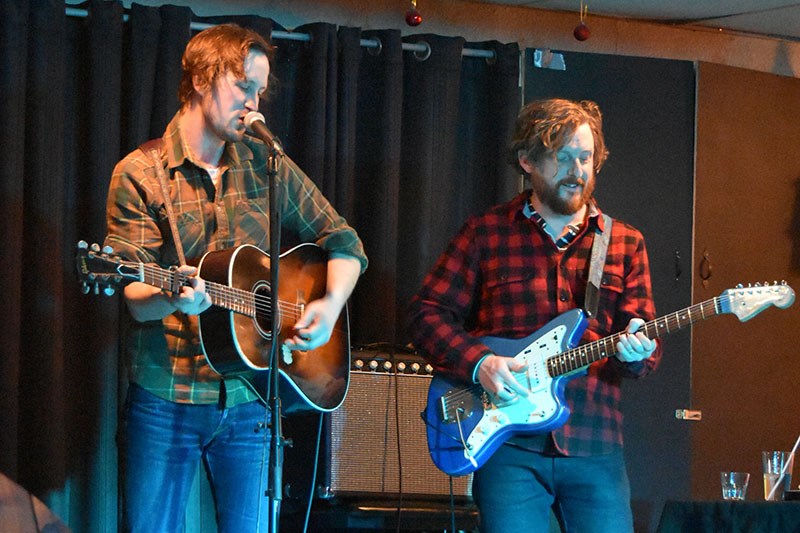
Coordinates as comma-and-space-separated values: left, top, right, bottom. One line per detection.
720, 471, 750, 501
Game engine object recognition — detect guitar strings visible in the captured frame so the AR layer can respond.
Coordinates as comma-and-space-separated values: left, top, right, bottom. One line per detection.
139, 263, 304, 321
547, 295, 723, 376
139, 263, 347, 334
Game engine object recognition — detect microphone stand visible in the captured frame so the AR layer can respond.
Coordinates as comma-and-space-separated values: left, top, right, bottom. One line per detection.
266, 144, 284, 533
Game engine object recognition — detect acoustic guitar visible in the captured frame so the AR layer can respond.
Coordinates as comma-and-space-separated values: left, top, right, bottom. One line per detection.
76, 241, 350, 413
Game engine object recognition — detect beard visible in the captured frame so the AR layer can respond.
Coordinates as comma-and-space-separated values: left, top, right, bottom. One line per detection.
209, 116, 246, 144
531, 172, 595, 215
201, 93, 246, 144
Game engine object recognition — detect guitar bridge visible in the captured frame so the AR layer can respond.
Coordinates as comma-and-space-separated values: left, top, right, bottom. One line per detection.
439, 389, 476, 424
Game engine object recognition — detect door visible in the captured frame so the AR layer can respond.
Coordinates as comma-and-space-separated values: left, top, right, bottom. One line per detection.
693, 61, 800, 502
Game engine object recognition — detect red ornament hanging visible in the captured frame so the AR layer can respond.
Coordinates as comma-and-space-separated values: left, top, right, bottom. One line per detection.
573, 1, 590, 41
406, 0, 423, 27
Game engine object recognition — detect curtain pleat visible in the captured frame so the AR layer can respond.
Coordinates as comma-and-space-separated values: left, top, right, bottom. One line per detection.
62, 2, 124, 529
0, 0, 30, 486
20, 0, 68, 498
126, 4, 192, 148
279, 22, 340, 200
456, 40, 522, 217
148, 5, 192, 138
0, 2, 520, 529
350, 29, 405, 345
396, 34, 467, 321
333, 26, 361, 217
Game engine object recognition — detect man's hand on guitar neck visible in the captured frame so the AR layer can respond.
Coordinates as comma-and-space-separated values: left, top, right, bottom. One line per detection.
615, 318, 657, 363
476, 355, 530, 403
124, 265, 212, 322
168, 265, 213, 316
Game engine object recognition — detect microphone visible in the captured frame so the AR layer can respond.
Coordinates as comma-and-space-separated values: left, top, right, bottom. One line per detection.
244, 111, 284, 156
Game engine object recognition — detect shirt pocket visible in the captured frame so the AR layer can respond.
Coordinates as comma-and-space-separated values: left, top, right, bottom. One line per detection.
482, 267, 536, 305
597, 272, 625, 317
233, 199, 269, 247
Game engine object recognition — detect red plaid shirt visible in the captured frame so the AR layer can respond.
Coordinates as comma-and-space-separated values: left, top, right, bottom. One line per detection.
408, 191, 661, 456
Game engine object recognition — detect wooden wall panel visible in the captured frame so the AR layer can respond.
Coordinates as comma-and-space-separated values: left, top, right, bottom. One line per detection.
693, 62, 800, 501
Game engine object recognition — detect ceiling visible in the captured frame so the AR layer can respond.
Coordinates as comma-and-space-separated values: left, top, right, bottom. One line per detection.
471, 1, 800, 41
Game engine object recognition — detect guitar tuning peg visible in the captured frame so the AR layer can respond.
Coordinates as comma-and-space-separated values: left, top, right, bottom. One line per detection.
102, 245, 113, 255
77, 240, 88, 250
90, 243, 101, 252
736, 283, 743, 288
103, 286, 115, 296
81, 283, 90, 295
93, 284, 100, 295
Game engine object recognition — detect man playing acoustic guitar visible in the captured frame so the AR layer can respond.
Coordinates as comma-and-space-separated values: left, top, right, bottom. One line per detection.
408, 98, 659, 533
103, 24, 366, 531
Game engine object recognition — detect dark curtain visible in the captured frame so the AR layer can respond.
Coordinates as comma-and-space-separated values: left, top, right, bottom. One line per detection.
0, 0, 519, 529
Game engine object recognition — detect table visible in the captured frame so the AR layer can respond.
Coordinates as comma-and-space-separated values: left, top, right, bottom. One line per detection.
657, 500, 800, 533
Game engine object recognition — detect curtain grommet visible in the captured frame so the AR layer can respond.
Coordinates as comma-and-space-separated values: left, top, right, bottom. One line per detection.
413, 40, 431, 62
365, 37, 382, 56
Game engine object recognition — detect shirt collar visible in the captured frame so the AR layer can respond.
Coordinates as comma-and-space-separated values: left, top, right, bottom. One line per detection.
520, 193, 604, 250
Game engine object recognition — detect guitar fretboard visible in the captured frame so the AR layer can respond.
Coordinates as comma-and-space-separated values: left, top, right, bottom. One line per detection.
546, 297, 721, 377
139, 264, 257, 316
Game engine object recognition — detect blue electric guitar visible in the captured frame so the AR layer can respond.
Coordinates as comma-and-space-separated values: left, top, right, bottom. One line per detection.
424, 283, 795, 476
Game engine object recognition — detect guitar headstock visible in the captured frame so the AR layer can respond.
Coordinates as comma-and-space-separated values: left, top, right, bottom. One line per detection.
75, 240, 136, 296
721, 282, 796, 321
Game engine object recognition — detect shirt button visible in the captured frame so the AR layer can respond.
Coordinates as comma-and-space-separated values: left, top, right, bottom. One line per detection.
559, 291, 569, 302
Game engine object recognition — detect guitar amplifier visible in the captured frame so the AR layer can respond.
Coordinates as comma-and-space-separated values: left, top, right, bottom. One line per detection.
283, 350, 473, 501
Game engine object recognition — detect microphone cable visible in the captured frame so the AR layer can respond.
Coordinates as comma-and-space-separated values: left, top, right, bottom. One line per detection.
298, 412, 324, 533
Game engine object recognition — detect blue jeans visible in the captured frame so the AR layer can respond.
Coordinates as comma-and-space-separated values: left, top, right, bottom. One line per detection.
121, 384, 272, 532
472, 445, 633, 533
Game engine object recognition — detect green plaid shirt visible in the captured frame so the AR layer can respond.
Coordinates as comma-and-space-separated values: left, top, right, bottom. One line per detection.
104, 112, 367, 406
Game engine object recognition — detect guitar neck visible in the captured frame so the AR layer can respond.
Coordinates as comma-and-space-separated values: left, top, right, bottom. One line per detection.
547, 296, 722, 377
139, 264, 256, 316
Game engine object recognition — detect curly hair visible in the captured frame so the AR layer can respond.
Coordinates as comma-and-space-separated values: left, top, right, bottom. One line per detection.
508, 99, 609, 175
178, 23, 275, 109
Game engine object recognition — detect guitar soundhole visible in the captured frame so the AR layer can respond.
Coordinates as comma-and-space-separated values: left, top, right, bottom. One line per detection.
253, 281, 278, 339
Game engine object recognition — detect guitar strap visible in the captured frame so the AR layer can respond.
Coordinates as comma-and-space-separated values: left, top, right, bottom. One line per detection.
140, 138, 187, 267
584, 214, 613, 318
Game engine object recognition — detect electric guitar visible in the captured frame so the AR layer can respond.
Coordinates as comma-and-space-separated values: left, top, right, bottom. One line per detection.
75, 241, 350, 413
424, 283, 795, 476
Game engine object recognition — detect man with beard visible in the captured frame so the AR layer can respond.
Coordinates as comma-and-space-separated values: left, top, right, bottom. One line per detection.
104, 24, 366, 531
407, 98, 660, 533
